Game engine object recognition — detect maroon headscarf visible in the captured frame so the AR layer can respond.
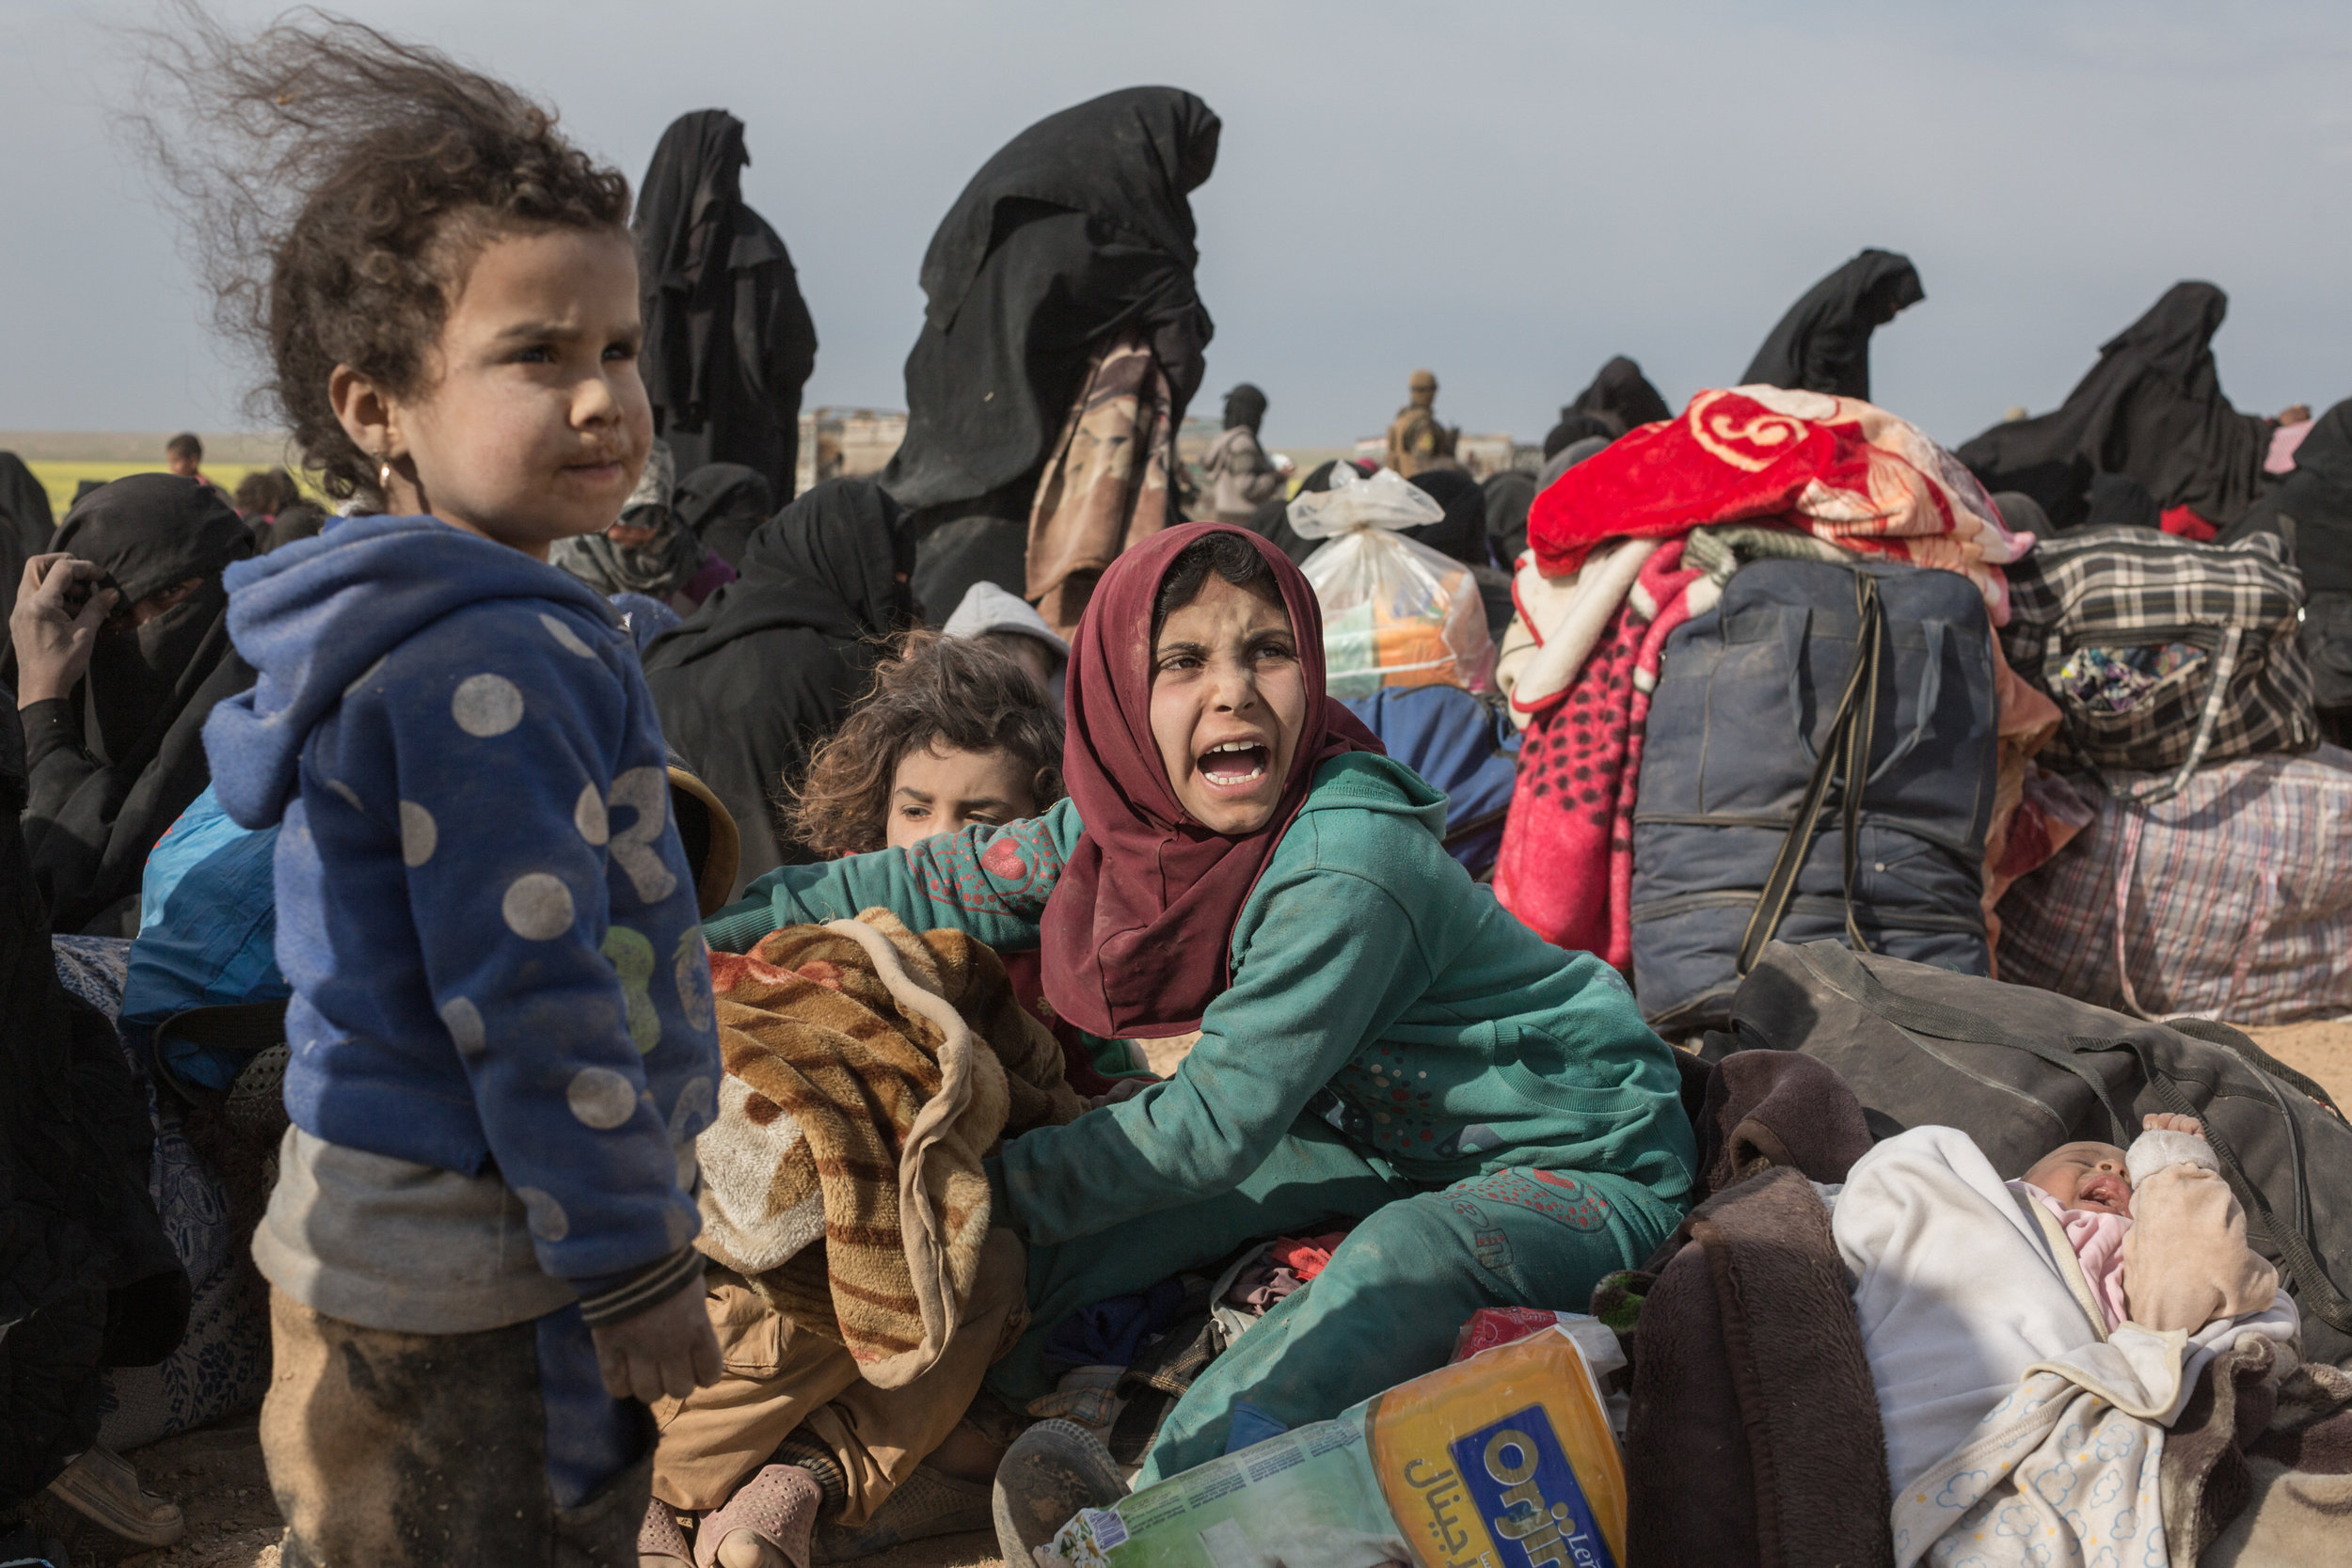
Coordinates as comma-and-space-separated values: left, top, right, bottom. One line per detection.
1041, 523, 1382, 1039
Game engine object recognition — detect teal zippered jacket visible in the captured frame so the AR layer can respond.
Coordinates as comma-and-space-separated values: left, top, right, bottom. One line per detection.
705, 752, 1696, 1247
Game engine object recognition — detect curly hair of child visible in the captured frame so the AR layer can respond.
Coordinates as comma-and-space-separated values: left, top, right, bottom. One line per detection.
127, 0, 631, 500
789, 630, 1065, 857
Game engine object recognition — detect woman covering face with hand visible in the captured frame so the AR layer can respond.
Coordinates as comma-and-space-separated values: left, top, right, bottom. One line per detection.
707, 523, 1697, 1482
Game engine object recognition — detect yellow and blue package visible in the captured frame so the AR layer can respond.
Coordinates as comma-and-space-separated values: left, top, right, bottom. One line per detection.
1046, 1325, 1624, 1568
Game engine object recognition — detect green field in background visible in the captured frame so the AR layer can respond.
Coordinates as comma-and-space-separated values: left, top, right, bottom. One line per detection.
25, 461, 316, 524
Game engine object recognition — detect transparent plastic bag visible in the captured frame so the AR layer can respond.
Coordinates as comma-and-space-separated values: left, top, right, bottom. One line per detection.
1290, 464, 1495, 699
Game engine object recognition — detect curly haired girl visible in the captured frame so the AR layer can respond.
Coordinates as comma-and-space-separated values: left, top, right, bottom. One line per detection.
150, 9, 722, 1563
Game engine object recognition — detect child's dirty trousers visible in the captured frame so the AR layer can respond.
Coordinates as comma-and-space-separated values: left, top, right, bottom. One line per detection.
260, 1288, 651, 1567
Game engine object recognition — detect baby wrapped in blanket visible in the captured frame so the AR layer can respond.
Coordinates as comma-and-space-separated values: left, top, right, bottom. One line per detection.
2015, 1113, 2280, 1337
1833, 1118, 2298, 1568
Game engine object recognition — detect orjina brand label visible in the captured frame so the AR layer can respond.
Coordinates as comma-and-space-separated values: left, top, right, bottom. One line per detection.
1368, 1332, 1625, 1568
1447, 1408, 1615, 1568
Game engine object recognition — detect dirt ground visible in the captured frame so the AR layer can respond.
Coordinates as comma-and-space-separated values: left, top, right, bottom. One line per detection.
98, 1017, 2352, 1568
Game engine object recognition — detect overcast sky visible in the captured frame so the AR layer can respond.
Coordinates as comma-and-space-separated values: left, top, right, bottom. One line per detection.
3, 0, 2347, 451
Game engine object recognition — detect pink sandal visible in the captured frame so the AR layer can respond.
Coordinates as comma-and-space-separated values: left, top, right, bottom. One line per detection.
696, 1465, 823, 1568
639, 1497, 694, 1567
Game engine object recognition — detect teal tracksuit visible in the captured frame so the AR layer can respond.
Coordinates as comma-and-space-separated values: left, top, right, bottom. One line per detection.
707, 752, 1695, 1481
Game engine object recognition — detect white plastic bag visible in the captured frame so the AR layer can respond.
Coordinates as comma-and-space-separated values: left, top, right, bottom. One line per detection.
1289, 464, 1495, 699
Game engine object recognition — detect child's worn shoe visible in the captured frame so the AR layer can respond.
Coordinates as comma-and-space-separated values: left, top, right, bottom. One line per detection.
42, 1445, 185, 1548
992, 1420, 1126, 1568
698, 1463, 823, 1568
640, 1496, 695, 1568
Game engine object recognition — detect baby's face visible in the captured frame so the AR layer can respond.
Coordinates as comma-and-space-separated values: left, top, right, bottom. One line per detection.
2025, 1141, 2133, 1216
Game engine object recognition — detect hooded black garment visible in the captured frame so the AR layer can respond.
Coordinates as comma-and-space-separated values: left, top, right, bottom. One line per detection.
2223, 398, 2352, 592
882, 87, 1220, 526
642, 479, 914, 893
7, 476, 254, 935
675, 462, 774, 572
1409, 469, 1514, 637
1567, 356, 1673, 437
0, 452, 55, 624
1958, 282, 2274, 530
1224, 383, 1267, 433
2082, 472, 2162, 533
1542, 410, 1613, 461
1740, 248, 1924, 401
0, 700, 187, 1509
634, 110, 818, 503
1482, 469, 1538, 569
2224, 401, 2352, 729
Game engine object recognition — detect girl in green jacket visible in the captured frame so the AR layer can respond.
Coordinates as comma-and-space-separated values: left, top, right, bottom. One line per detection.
705, 523, 1696, 1483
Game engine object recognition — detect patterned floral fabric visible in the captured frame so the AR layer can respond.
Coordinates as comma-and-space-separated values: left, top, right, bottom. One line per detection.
51, 936, 273, 1449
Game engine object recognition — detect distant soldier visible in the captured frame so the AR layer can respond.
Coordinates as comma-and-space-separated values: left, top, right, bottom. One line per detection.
1385, 369, 1458, 478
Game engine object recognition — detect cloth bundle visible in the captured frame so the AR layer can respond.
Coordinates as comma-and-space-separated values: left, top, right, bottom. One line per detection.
1526, 385, 2032, 624
694, 911, 1085, 1386
1492, 540, 1707, 961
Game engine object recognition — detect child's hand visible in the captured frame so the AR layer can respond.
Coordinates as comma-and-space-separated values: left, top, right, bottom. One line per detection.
2141, 1112, 2206, 1140
589, 1281, 722, 1404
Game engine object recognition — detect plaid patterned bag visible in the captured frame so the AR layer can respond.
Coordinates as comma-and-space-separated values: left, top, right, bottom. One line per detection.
2000, 527, 2317, 803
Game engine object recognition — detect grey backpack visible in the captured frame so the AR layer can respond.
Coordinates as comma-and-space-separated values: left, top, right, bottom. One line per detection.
1723, 939, 2352, 1370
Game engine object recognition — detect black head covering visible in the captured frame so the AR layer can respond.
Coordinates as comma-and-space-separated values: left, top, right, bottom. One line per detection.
641, 481, 915, 893
1959, 281, 2273, 529
2081, 472, 2161, 533
2222, 398, 2352, 593
917, 87, 1219, 335
1224, 383, 1267, 433
12, 475, 254, 934
674, 462, 775, 571
1406, 469, 1493, 568
50, 477, 252, 765
633, 110, 818, 502
1543, 410, 1613, 461
884, 87, 1220, 518
1569, 356, 1673, 436
1740, 248, 1924, 402
1482, 469, 1538, 568
0, 451, 53, 558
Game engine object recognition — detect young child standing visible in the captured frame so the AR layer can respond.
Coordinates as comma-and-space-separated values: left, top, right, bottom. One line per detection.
169, 15, 723, 1564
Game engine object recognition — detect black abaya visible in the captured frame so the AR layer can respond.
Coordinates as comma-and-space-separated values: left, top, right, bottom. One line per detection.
675, 462, 774, 572
1959, 282, 2274, 530
642, 479, 914, 894
1740, 248, 1924, 402
9, 475, 254, 935
634, 111, 818, 504
1567, 356, 1672, 436
882, 87, 1220, 525
0, 705, 186, 1509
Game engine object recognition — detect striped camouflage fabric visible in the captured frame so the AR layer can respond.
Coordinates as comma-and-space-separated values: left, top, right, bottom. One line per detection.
1997, 749, 2352, 1023
1998, 527, 2317, 801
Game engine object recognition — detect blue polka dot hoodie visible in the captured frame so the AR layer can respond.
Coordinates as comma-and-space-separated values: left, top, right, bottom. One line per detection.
204, 515, 721, 1326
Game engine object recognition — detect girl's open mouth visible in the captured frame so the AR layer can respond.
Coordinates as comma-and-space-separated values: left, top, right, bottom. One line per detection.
1198, 739, 1269, 791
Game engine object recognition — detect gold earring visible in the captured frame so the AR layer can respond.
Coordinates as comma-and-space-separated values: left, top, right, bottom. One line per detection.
376, 451, 393, 491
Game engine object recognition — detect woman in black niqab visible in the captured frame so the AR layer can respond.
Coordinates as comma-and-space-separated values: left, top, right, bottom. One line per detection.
634, 110, 818, 504
1959, 281, 2276, 530
674, 462, 774, 572
1740, 248, 1923, 402
6, 474, 254, 934
883, 87, 1221, 537
642, 479, 916, 894
1565, 356, 1672, 438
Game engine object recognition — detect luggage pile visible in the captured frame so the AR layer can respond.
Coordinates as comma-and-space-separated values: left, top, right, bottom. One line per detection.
1479, 385, 2352, 1036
